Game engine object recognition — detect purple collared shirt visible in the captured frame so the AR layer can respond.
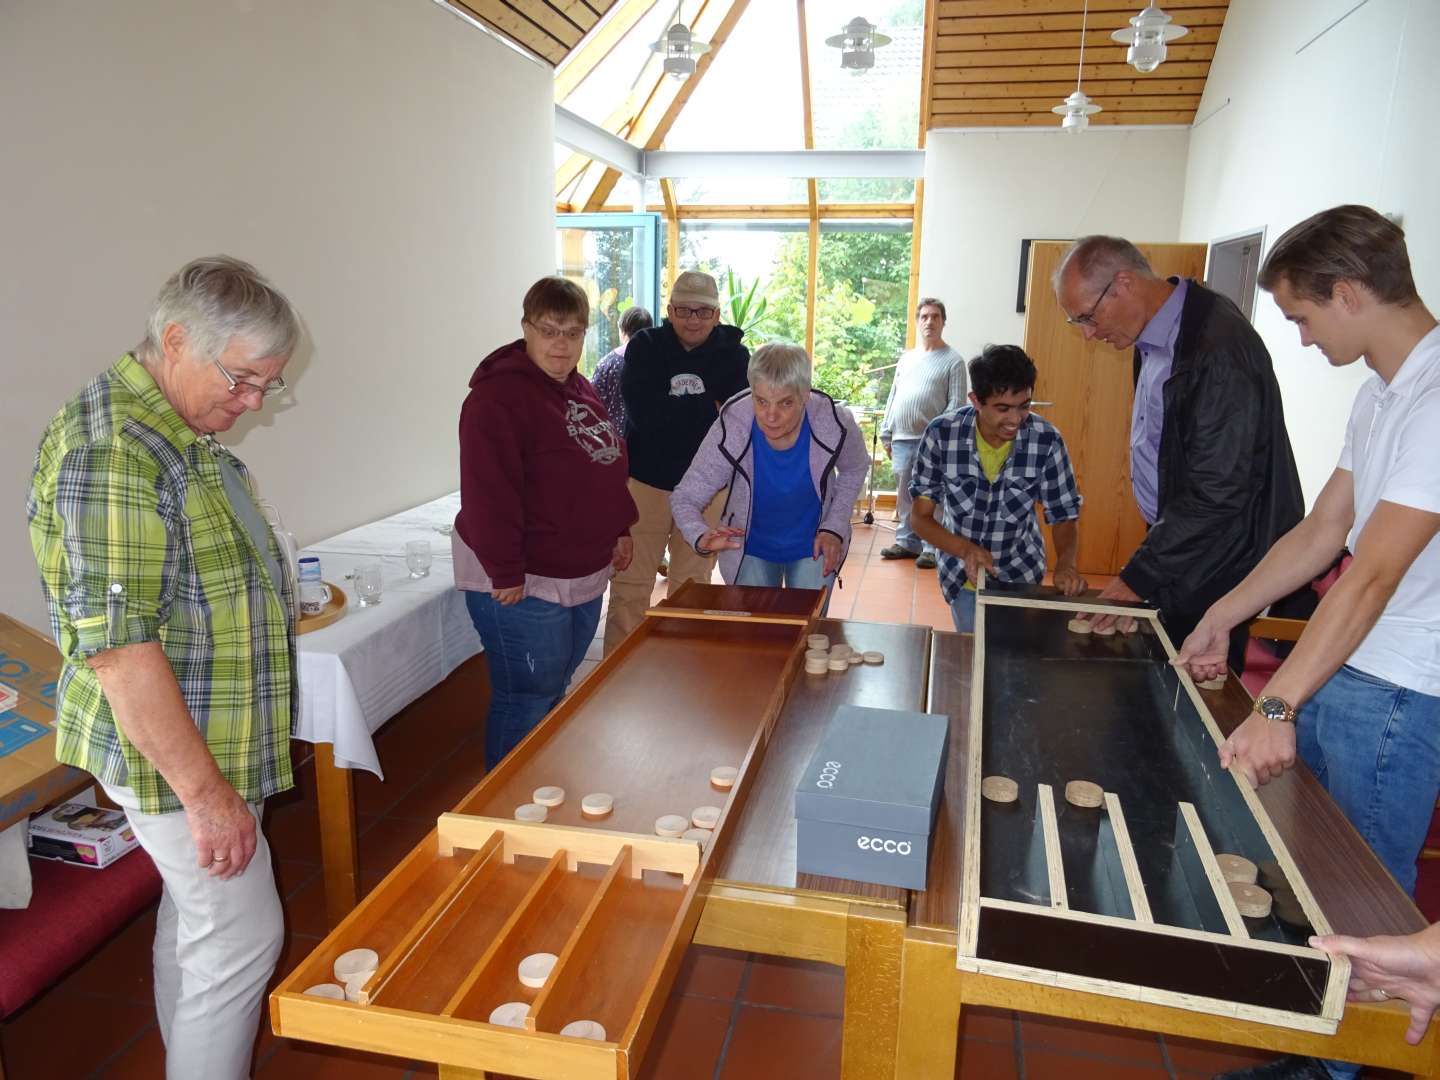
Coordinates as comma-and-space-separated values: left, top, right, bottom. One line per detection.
1131, 278, 1188, 524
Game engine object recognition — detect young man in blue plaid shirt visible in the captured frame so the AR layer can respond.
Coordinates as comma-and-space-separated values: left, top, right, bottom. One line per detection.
909, 345, 1086, 631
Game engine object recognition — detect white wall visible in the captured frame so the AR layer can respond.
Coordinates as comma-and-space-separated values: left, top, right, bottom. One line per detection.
1, 0, 555, 631
919, 128, 1191, 358
1180, 0, 1440, 505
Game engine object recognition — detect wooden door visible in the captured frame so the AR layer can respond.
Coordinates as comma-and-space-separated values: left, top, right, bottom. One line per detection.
1024, 241, 1209, 577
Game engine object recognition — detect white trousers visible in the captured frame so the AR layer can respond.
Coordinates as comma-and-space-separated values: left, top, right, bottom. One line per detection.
103, 782, 284, 1080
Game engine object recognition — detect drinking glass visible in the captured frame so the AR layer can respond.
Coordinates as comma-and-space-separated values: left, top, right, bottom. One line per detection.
353, 563, 383, 607
405, 539, 433, 579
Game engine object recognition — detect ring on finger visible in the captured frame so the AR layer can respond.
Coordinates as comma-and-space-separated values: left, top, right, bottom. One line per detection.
212, 852, 229, 862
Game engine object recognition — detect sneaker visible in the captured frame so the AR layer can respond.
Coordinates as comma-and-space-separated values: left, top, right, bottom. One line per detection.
880, 545, 919, 560
1212, 1056, 1333, 1079
915, 552, 937, 569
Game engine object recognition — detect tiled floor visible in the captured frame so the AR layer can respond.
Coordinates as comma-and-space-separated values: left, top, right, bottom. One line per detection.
0, 527, 1378, 1078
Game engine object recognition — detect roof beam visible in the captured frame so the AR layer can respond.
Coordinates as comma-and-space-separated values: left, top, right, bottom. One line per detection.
555, 0, 661, 101
555, 105, 644, 175
643, 149, 926, 178
937, 0, 1229, 14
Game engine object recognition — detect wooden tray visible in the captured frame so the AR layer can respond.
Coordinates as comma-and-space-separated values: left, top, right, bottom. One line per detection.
271, 585, 823, 1078
956, 583, 1348, 1034
297, 580, 346, 636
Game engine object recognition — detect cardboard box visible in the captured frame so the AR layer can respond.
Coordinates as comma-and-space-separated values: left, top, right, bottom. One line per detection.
28, 801, 139, 868
0, 614, 90, 834
795, 704, 949, 890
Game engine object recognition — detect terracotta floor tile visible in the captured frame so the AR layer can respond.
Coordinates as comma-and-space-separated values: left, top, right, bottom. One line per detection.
63, 906, 157, 1005
673, 945, 750, 1000
387, 750, 486, 822
1023, 1047, 1173, 1079
959, 1004, 1016, 1044
358, 815, 435, 892
636, 994, 733, 1080
1162, 1034, 1285, 1075
1020, 1013, 1166, 1066
281, 873, 330, 939
2, 989, 154, 1079
93, 1022, 164, 1078
741, 956, 844, 1016
254, 1041, 418, 1078
719, 1005, 841, 1079
274, 857, 322, 902
265, 799, 323, 864
956, 1037, 1022, 1078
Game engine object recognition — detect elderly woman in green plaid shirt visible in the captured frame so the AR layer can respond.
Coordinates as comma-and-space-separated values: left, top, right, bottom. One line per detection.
28, 256, 300, 1080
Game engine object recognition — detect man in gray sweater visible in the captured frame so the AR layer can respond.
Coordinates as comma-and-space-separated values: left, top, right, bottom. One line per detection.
880, 297, 967, 568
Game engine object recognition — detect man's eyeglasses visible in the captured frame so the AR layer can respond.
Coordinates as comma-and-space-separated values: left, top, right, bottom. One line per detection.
671, 305, 717, 321
525, 319, 587, 342
212, 357, 288, 398
1067, 277, 1116, 327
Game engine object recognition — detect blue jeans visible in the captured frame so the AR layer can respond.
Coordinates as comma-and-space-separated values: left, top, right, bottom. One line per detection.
465, 591, 601, 769
735, 553, 834, 615
1296, 664, 1440, 899
949, 589, 977, 633
889, 438, 932, 556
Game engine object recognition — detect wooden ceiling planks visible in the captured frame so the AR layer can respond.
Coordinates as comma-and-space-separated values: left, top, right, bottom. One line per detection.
446, 0, 618, 65
926, 0, 1229, 128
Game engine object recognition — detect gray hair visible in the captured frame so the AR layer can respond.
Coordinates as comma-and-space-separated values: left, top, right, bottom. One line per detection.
139, 255, 300, 363
1052, 235, 1156, 292
748, 343, 812, 396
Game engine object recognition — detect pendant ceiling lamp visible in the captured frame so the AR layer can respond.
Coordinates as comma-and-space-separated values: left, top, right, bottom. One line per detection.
825, 16, 892, 72
651, 3, 710, 80
1052, 0, 1102, 133
1111, 3, 1189, 73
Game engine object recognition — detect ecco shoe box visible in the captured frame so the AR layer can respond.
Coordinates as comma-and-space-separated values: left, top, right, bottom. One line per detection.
794, 704, 948, 890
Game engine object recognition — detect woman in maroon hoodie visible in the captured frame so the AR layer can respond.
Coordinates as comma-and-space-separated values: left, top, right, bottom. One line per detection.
452, 277, 638, 767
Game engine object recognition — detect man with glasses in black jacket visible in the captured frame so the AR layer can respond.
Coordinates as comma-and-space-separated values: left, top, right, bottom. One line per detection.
1052, 235, 1304, 673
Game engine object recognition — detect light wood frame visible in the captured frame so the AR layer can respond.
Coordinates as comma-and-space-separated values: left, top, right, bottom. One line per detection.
956, 584, 1349, 1035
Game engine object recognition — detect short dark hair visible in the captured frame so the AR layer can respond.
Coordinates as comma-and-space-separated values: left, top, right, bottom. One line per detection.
916, 297, 947, 320
523, 276, 589, 326
1259, 204, 1419, 306
969, 345, 1037, 403
619, 306, 653, 336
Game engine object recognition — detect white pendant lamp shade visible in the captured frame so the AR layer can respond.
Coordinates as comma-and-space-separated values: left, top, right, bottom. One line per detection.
1110, 4, 1189, 74
652, 20, 711, 79
825, 17, 893, 71
1052, 90, 1102, 133
1054, 0, 1102, 131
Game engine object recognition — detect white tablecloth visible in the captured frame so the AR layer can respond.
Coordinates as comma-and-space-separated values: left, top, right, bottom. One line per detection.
294, 492, 481, 776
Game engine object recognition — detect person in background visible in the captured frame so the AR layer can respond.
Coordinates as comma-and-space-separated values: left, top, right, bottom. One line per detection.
670, 343, 869, 611
1052, 236, 1304, 671
908, 345, 1085, 632
592, 305, 653, 434
453, 276, 637, 768
602, 270, 749, 654
879, 297, 967, 569
28, 256, 300, 1080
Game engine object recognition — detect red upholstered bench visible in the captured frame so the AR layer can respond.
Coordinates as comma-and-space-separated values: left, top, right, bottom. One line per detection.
0, 851, 161, 1020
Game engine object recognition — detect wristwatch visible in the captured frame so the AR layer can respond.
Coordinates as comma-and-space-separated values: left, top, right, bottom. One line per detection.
1256, 695, 1297, 725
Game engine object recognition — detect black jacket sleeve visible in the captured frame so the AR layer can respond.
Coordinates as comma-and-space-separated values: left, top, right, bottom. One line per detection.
709, 341, 751, 405
1120, 352, 1268, 611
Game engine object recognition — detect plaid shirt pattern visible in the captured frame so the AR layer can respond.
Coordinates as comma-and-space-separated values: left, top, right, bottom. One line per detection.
28, 354, 296, 814
910, 406, 1082, 602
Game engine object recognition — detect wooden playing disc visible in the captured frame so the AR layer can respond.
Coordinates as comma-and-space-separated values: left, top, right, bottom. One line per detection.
560, 1019, 607, 1041
1067, 618, 1092, 634
807, 634, 830, 650
1257, 859, 1288, 891
1197, 676, 1228, 691
981, 775, 1019, 803
710, 765, 738, 789
1271, 886, 1311, 929
1091, 623, 1116, 637
862, 650, 884, 664
804, 657, 830, 675
489, 1001, 530, 1028
655, 814, 689, 837
1064, 779, 1104, 808
532, 785, 565, 807
518, 952, 558, 989
1229, 882, 1273, 918
580, 792, 613, 817
827, 656, 850, 671
514, 803, 548, 823
690, 805, 721, 830
1215, 853, 1258, 885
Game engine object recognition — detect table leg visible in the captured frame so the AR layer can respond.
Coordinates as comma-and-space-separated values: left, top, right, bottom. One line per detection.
895, 930, 964, 1079
313, 742, 359, 928
840, 904, 905, 1080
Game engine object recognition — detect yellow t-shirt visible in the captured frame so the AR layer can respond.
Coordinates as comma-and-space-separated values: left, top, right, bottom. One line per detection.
964, 433, 1014, 591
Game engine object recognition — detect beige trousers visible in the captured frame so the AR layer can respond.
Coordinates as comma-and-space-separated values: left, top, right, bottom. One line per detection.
603, 478, 722, 655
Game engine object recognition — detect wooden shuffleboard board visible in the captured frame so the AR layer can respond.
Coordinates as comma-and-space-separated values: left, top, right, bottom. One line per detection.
957, 581, 1348, 1034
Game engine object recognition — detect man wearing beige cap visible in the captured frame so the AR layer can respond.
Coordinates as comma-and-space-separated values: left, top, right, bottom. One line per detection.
603, 270, 750, 653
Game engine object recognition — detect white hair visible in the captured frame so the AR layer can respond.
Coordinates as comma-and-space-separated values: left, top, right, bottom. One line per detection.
139, 255, 300, 362
748, 342, 812, 396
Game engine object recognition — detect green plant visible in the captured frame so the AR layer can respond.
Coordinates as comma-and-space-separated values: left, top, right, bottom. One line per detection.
721, 268, 773, 337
